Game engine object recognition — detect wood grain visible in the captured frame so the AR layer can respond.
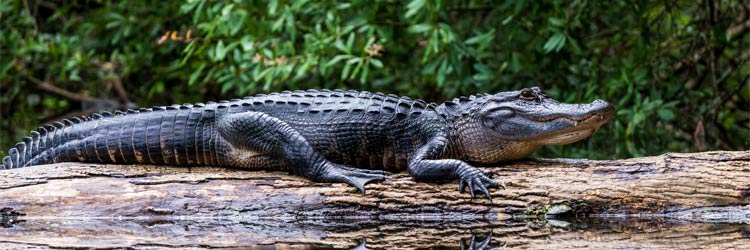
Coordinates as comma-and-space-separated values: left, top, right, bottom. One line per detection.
0, 150, 748, 248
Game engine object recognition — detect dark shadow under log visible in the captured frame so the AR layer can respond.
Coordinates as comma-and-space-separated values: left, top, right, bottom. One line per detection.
0, 150, 748, 248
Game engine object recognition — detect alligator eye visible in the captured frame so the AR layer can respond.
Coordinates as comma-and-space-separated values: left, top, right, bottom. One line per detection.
519, 88, 536, 100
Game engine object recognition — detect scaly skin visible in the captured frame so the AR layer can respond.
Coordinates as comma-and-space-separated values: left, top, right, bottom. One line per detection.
1, 87, 614, 199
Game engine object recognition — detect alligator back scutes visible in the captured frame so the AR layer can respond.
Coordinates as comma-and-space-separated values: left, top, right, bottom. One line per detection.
436, 94, 491, 120
2, 89, 432, 170
237, 89, 432, 118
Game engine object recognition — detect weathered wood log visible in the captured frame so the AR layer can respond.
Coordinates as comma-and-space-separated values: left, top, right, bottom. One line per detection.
0, 150, 748, 248
1, 150, 748, 217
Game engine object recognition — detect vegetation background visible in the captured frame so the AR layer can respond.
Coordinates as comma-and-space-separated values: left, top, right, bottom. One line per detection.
1, 0, 748, 160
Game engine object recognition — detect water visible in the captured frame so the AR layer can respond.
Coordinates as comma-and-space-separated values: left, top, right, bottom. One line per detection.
2, 216, 748, 249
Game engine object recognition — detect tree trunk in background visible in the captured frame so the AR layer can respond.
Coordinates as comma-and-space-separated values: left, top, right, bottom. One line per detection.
1, 150, 748, 249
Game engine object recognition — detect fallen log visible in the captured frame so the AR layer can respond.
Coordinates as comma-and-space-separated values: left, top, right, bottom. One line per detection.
1, 150, 748, 218
0, 151, 748, 248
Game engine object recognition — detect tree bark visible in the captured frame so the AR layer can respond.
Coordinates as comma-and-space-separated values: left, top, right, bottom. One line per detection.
0, 150, 748, 249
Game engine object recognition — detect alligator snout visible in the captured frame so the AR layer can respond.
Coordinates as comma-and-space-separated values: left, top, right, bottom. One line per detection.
590, 99, 615, 120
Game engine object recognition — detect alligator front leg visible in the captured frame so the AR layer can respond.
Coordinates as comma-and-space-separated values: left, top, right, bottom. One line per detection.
218, 111, 386, 193
408, 136, 503, 200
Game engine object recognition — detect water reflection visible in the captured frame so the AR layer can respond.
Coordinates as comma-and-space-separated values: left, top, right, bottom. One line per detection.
1, 216, 748, 249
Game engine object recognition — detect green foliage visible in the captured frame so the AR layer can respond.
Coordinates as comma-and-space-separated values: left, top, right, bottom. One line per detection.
1, 0, 748, 160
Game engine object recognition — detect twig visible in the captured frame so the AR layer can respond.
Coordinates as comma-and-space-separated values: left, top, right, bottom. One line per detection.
727, 1, 750, 37
26, 76, 101, 103
111, 76, 130, 105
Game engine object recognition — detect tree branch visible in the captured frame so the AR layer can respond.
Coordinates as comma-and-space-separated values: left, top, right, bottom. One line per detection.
26, 76, 103, 104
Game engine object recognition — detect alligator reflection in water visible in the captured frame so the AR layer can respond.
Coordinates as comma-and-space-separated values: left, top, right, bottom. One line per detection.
1, 216, 748, 249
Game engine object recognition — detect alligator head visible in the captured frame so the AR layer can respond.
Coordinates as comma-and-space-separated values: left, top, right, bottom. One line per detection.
450, 86, 614, 163
480, 86, 614, 145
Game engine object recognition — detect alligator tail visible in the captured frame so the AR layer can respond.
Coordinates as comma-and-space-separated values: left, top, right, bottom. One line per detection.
0, 116, 89, 170
1, 104, 226, 170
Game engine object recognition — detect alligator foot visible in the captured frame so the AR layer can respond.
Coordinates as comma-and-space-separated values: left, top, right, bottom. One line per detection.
460, 232, 500, 250
350, 240, 368, 250
457, 165, 503, 200
323, 163, 387, 194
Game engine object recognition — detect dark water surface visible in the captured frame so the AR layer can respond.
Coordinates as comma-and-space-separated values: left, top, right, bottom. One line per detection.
1, 216, 748, 249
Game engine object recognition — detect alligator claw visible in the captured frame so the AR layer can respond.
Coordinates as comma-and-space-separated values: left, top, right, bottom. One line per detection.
460, 232, 498, 250
350, 239, 368, 250
338, 165, 391, 176
457, 165, 502, 200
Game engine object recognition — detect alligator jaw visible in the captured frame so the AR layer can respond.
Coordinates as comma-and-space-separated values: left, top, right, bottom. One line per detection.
536, 128, 596, 145
525, 106, 614, 145
528, 112, 610, 145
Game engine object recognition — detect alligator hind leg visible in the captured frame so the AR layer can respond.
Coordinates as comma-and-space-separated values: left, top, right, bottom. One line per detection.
218, 111, 386, 193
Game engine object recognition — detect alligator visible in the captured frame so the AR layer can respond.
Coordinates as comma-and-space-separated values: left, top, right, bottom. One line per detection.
1, 87, 614, 199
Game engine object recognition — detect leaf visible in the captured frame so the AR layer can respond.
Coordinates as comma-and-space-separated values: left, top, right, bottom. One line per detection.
240, 35, 254, 51
179, 0, 200, 14
408, 24, 433, 34
349, 60, 363, 80
632, 112, 645, 125
221, 3, 234, 16
405, 0, 427, 18
341, 63, 352, 81
272, 16, 285, 31
254, 67, 272, 81
325, 54, 354, 67
215, 40, 226, 61
346, 57, 361, 65
502, 15, 514, 25
334, 39, 349, 53
189, 63, 206, 86
215, 40, 238, 61
548, 17, 564, 27
369, 58, 383, 68
436, 59, 448, 87
345, 32, 355, 51
465, 32, 487, 45
192, 0, 206, 23
421, 57, 441, 75
268, 0, 279, 16
657, 109, 674, 121
360, 64, 369, 83
543, 32, 566, 53
105, 21, 121, 30
464, 29, 495, 51
220, 80, 233, 94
